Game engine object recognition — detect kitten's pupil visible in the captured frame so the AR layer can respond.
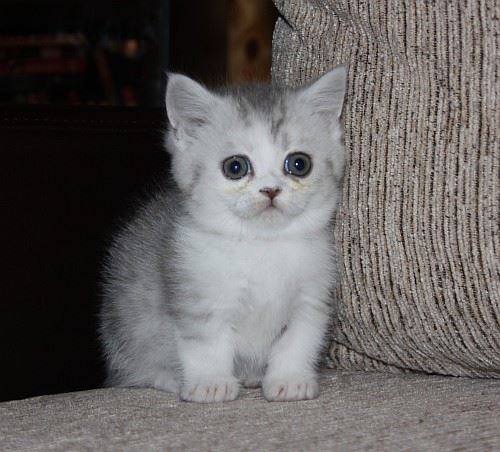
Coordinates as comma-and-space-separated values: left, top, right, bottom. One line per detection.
294, 158, 305, 171
230, 161, 241, 174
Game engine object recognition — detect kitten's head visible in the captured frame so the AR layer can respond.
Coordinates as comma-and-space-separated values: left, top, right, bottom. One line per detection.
165, 66, 347, 237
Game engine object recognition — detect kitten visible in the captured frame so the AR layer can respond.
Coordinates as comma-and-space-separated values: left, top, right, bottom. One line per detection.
99, 66, 346, 402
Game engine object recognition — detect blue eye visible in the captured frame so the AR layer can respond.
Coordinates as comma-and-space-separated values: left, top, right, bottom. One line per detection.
284, 152, 312, 177
222, 155, 251, 180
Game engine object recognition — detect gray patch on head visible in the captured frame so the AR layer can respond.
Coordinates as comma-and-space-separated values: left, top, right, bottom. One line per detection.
189, 164, 202, 191
235, 98, 252, 126
216, 84, 291, 131
278, 131, 290, 152
270, 96, 288, 139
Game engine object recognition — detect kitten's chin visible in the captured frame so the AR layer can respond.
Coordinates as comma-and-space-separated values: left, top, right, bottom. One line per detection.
244, 204, 299, 230
257, 205, 284, 220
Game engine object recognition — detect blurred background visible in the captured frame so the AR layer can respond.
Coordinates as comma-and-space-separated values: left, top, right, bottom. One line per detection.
0, 0, 278, 403
0, 0, 277, 106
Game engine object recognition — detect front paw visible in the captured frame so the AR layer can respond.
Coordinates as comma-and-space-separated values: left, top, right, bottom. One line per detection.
180, 378, 239, 403
262, 375, 319, 402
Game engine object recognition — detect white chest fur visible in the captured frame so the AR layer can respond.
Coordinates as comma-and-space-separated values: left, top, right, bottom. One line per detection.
177, 227, 332, 357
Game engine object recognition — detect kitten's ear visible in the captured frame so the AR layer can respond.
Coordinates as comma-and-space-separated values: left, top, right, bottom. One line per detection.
298, 65, 347, 119
166, 73, 218, 130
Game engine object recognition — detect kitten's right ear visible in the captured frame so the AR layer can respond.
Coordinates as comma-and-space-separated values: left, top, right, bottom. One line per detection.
166, 73, 218, 131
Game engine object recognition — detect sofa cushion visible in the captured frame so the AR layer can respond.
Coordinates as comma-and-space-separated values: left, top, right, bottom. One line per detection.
1, 371, 499, 451
272, 0, 499, 377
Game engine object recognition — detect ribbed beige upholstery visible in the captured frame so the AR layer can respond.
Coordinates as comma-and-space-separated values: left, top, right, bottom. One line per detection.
272, 0, 499, 377
2, 372, 499, 451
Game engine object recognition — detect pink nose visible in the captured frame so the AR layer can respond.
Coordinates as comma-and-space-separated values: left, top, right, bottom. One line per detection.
259, 187, 281, 200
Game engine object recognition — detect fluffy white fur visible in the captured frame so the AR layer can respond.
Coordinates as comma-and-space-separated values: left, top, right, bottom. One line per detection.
100, 66, 347, 403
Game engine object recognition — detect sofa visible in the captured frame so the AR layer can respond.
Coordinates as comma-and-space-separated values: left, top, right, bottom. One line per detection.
1, 371, 499, 450
1, 0, 498, 450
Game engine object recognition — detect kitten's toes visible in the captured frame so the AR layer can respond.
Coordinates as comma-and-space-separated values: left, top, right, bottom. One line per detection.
180, 378, 239, 403
262, 375, 319, 402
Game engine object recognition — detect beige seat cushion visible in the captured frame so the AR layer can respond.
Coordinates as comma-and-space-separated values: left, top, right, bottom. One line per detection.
272, 0, 499, 377
1, 371, 499, 451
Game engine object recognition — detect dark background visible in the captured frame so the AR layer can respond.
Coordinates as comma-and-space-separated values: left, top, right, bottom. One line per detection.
1, 108, 169, 401
0, 0, 276, 402
0, 0, 230, 106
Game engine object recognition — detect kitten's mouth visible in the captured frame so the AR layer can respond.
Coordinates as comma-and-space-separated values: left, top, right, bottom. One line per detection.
262, 201, 281, 213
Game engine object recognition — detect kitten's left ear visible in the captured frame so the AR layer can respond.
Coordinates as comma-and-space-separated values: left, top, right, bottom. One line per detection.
166, 73, 219, 131
298, 65, 347, 119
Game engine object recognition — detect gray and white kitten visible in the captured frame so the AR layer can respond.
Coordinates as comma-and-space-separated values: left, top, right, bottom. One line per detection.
99, 66, 346, 402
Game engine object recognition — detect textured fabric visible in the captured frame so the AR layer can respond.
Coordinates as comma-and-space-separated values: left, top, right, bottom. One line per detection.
1, 371, 499, 451
272, 0, 500, 377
